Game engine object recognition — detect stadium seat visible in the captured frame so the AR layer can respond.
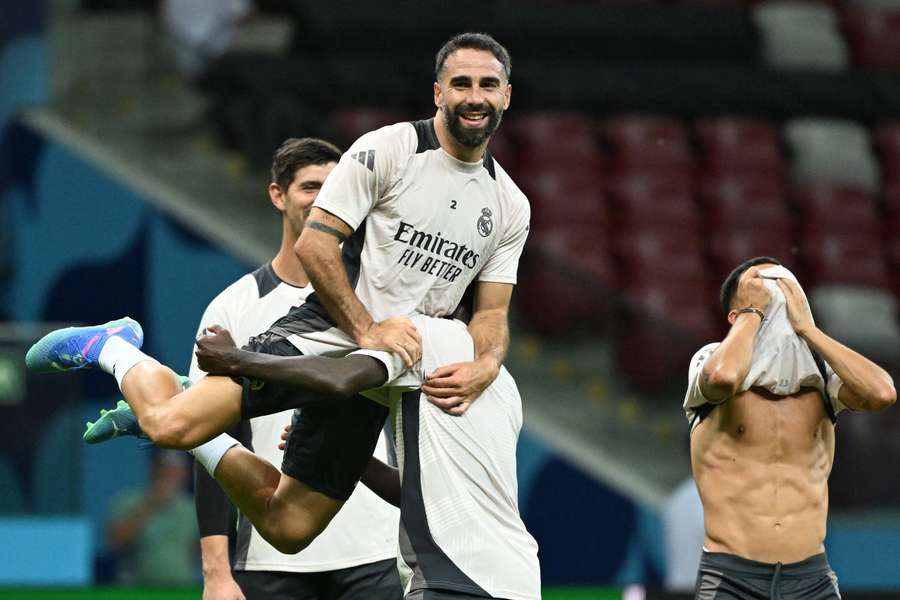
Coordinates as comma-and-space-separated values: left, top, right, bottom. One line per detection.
800, 233, 889, 288
517, 229, 615, 334
614, 229, 707, 285
708, 230, 800, 282
603, 115, 692, 172
874, 122, 900, 184
330, 108, 409, 149
792, 183, 880, 236
505, 112, 602, 169
616, 277, 722, 393
784, 118, 881, 192
753, 2, 849, 70
694, 117, 784, 176
607, 170, 699, 232
517, 168, 606, 232
843, 7, 900, 67
811, 285, 900, 368
699, 173, 790, 232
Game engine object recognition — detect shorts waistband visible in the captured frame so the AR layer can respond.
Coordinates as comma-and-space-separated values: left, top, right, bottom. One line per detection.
700, 551, 830, 578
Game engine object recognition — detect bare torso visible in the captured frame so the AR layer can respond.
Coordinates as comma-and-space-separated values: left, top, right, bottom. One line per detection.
692, 386, 834, 564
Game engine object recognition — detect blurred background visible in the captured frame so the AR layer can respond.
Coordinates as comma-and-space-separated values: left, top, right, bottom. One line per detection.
1, 0, 900, 598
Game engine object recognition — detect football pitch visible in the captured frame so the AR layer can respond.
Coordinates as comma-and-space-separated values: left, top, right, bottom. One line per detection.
0, 588, 623, 600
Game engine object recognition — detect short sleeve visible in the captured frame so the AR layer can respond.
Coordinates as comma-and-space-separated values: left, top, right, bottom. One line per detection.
477, 190, 530, 285
683, 343, 722, 423
823, 361, 848, 415
188, 293, 235, 383
350, 347, 422, 389
313, 123, 412, 231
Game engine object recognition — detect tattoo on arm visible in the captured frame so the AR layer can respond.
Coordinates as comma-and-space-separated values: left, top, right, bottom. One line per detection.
307, 221, 349, 242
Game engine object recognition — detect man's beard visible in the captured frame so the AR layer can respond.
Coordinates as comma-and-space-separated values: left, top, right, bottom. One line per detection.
442, 102, 503, 148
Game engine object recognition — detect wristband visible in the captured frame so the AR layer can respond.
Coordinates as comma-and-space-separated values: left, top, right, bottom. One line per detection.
736, 307, 765, 322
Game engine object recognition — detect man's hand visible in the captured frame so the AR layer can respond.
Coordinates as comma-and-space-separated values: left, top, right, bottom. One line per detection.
777, 278, 815, 337
358, 317, 422, 367
734, 266, 772, 315
196, 325, 239, 375
202, 573, 246, 600
422, 358, 499, 416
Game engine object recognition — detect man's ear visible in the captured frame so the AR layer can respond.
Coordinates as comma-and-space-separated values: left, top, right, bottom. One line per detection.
269, 183, 285, 211
727, 310, 738, 326
434, 81, 443, 109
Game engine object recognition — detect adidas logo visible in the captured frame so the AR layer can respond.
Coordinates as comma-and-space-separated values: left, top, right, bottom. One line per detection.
350, 149, 375, 171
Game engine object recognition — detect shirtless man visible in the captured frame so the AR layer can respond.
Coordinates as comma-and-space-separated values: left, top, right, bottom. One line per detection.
684, 256, 896, 599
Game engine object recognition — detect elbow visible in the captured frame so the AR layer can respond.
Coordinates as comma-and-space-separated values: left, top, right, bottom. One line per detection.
703, 365, 741, 396
871, 385, 896, 412
268, 535, 311, 556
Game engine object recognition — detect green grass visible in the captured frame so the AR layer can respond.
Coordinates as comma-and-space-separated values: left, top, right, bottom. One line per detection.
0, 587, 622, 599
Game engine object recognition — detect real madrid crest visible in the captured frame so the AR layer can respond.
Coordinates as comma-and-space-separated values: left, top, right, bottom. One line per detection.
477, 208, 494, 237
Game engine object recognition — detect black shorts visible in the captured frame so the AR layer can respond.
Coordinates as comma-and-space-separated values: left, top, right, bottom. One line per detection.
234, 557, 402, 600
239, 331, 389, 502
405, 590, 499, 600
696, 552, 841, 600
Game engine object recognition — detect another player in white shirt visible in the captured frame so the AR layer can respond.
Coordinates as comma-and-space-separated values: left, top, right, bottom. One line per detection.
192, 314, 541, 600
191, 138, 400, 600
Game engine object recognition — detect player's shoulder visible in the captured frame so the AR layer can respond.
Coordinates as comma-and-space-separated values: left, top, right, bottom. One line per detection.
689, 343, 720, 371
348, 121, 417, 156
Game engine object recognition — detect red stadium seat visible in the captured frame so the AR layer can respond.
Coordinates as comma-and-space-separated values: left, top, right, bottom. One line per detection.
517, 229, 615, 334
792, 184, 880, 236
614, 229, 707, 285
603, 115, 693, 173
800, 233, 889, 289
517, 168, 606, 233
695, 117, 783, 176
330, 108, 408, 148
708, 230, 799, 283
699, 173, 790, 232
505, 111, 602, 168
616, 278, 723, 393
486, 128, 517, 172
843, 8, 900, 68
874, 123, 900, 184
607, 170, 699, 232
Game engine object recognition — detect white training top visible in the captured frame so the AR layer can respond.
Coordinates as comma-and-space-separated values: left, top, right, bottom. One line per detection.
189, 262, 399, 573
683, 268, 847, 430
273, 119, 530, 355
355, 315, 541, 600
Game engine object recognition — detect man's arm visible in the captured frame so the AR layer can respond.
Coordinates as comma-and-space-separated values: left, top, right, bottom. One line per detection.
196, 326, 388, 401
295, 208, 421, 366
777, 278, 896, 412
422, 281, 511, 415
359, 457, 401, 508
699, 266, 772, 401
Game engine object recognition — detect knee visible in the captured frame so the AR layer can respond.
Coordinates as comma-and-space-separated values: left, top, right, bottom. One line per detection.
140, 407, 195, 450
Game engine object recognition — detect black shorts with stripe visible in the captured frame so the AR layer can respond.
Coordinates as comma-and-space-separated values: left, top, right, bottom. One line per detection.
238, 331, 388, 502
695, 552, 840, 600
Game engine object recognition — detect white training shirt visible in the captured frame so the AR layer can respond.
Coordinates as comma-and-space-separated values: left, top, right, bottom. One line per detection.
189, 262, 399, 573
272, 119, 530, 355
355, 315, 541, 600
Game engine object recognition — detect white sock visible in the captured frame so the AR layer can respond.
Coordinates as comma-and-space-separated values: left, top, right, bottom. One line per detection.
190, 434, 240, 477
97, 336, 156, 389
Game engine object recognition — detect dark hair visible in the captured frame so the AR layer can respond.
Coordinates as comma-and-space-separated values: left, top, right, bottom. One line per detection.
435, 32, 511, 82
270, 138, 342, 191
719, 256, 783, 314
